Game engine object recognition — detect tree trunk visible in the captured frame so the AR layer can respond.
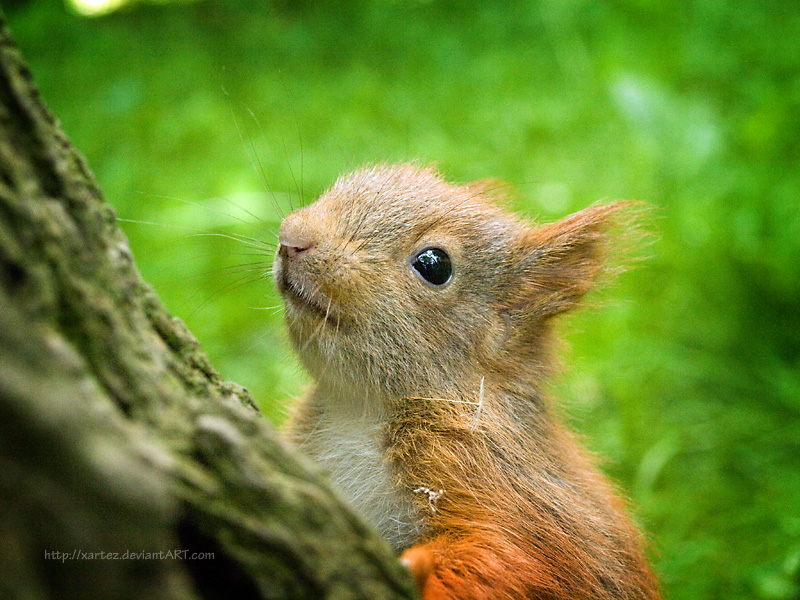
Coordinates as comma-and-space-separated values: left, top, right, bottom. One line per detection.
0, 15, 417, 600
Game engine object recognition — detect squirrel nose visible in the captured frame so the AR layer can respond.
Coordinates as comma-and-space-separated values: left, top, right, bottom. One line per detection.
278, 220, 317, 259
280, 239, 316, 259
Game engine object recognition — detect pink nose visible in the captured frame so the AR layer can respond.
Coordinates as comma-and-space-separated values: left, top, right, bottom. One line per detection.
278, 220, 317, 259
280, 239, 316, 259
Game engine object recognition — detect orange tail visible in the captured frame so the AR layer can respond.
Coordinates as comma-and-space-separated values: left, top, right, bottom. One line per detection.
401, 530, 660, 600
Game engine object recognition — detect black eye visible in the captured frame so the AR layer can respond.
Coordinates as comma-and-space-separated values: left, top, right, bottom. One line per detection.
411, 247, 453, 287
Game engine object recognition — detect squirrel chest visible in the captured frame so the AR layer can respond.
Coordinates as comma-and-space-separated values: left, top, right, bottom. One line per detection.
285, 392, 423, 552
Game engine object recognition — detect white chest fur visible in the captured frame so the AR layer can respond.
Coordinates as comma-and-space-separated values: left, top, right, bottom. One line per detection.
297, 404, 423, 552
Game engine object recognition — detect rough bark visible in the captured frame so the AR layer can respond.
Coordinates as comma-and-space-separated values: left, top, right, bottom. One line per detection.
0, 15, 417, 600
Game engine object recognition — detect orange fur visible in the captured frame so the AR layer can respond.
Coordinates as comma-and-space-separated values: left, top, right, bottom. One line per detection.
391, 397, 658, 599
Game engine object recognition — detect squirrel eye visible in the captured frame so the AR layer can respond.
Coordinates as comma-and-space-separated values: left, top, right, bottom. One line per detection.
411, 247, 452, 287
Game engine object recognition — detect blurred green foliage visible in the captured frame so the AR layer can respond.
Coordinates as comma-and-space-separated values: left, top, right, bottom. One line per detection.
6, 1, 799, 598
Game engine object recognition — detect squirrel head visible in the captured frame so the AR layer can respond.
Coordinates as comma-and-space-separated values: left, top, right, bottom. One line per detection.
274, 164, 632, 401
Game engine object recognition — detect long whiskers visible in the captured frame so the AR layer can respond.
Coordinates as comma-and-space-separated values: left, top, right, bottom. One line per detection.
179, 260, 273, 279
118, 214, 276, 253
188, 269, 272, 317
226, 91, 287, 221
185, 231, 275, 252
250, 303, 285, 316
135, 192, 278, 238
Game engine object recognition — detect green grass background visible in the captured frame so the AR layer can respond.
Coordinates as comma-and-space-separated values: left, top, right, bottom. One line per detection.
6, 1, 799, 597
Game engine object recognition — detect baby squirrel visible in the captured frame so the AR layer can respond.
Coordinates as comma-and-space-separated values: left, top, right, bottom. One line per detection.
274, 164, 660, 600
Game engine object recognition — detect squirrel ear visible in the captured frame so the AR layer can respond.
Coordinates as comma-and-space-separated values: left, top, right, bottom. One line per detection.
507, 201, 637, 319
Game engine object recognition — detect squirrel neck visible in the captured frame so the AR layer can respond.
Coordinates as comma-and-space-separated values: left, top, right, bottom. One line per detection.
311, 377, 392, 424
311, 365, 554, 442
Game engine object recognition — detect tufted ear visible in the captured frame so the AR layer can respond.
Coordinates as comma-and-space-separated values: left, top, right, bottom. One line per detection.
505, 202, 638, 321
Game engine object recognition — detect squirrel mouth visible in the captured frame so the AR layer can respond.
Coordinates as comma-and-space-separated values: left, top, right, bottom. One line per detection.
279, 271, 334, 320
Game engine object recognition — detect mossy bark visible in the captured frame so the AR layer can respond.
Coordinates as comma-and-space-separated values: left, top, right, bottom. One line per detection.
0, 15, 417, 600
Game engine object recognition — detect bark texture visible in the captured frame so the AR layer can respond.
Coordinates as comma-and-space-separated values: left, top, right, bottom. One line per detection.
0, 15, 417, 600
